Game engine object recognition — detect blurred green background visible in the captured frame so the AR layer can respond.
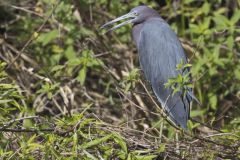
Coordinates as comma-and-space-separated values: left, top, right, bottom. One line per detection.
0, 0, 239, 159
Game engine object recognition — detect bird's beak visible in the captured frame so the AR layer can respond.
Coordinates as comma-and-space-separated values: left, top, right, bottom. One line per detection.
101, 12, 136, 32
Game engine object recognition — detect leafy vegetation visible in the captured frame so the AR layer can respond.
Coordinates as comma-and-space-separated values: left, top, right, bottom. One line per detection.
0, 0, 239, 159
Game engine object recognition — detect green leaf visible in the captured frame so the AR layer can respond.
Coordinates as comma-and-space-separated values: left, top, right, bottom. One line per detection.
226, 36, 234, 50
209, 94, 217, 110
176, 59, 184, 70
65, 45, 76, 60
81, 134, 112, 149
202, 2, 210, 15
47, 92, 53, 99
37, 29, 59, 46
23, 119, 34, 128
52, 45, 63, 54
190, 110, 205, 117
51, 65, 64, 72
72, 132, 78, 151
188, 119, 200, 129
113, 133, 128, 153
230, 10, 240, 25
172, 87, 180, 95
202, 17, 211, 30
0, 99, 13, 104
234, 69, 240, 80
183, 63, 192, 68
213, 14, 229, 30
0, 84, 16, 89
77, 67, 87, 85
68, 59, 82, 66
157, 144, 165, 153
134, 155, 158, 160
73, 132, 78, 146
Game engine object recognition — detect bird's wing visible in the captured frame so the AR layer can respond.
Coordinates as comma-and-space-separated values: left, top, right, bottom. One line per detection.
138, 18, 192, 129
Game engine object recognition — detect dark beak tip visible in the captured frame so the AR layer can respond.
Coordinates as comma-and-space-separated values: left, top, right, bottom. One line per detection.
100, 23, 110, 30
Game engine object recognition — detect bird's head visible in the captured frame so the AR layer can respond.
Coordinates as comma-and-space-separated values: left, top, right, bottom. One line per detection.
101, 5, 159, 32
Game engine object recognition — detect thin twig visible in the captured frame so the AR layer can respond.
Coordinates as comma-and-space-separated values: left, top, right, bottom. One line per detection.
10, 5, 45, 17
0, 128, 54, 133
0, 116, 39, 130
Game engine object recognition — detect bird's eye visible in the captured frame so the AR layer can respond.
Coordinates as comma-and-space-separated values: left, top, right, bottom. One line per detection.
134, 12, 138, 16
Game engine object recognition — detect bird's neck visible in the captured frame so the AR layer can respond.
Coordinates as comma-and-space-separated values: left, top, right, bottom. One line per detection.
132, 17, 164, 46
132, 23, 143, 47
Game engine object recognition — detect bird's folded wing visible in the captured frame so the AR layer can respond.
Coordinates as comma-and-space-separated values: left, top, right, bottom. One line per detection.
138, 18, 191, 128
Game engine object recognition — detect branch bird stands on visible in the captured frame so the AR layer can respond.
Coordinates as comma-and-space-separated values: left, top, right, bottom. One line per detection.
101, 5, 199, 129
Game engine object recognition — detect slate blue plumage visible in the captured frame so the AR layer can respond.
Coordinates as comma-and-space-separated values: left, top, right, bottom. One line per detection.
101, 5, 198, 129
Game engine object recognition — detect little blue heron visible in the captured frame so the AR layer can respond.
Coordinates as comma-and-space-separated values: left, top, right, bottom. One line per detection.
101, 5, 198, 129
